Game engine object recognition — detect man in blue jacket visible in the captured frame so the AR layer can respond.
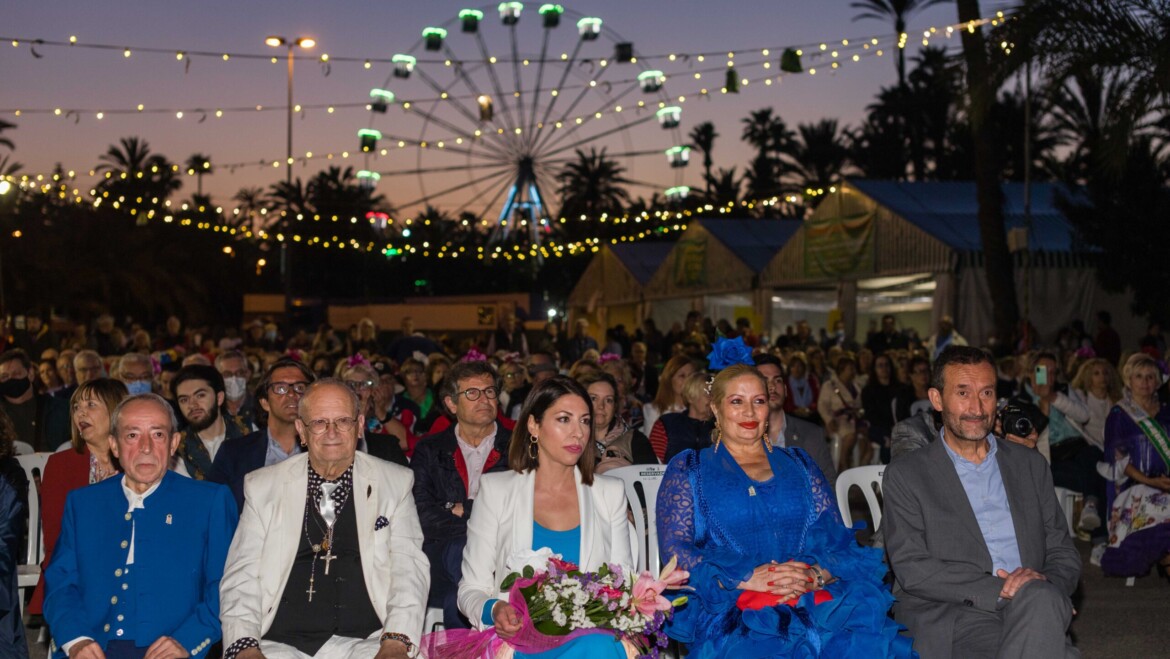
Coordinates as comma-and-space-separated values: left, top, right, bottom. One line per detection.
44, 393, 238, 659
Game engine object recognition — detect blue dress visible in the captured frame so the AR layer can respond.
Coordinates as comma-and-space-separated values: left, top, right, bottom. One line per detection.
657, 447, 916, 658
507, 523, 627, 659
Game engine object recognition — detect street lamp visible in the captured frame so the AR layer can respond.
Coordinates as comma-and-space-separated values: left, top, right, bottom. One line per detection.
265, 35, 314, 317
265, 36, 315, 186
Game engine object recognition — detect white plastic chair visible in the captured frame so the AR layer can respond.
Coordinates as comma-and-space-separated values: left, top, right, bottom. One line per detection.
606, 464, 667, 576
13, 441, 34, 456
423, 605, 445, 634
1053, 486, 1079, 536
16, 452, 52, 616
835, 465, 885, 531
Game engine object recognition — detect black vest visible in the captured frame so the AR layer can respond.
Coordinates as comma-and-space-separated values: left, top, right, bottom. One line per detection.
264, 495, 382, 655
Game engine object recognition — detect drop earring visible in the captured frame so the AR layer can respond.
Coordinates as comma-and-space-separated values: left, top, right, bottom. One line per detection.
528, 434, 539, 460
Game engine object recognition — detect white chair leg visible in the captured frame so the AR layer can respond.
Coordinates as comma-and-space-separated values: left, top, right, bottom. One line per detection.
1126, 576, 1136, 587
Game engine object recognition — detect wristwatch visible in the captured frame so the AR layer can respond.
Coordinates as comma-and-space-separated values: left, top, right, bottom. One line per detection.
380, 632, 417, 656
809, 565, 826, 589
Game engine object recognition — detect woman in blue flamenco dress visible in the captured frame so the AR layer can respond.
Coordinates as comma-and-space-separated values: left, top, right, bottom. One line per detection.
657, 364, 916, 658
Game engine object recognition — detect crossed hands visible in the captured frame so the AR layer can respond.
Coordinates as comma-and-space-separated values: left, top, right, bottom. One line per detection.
996, 567, 1046, 599
70, 637, 188, 659
739, 560, 818, 599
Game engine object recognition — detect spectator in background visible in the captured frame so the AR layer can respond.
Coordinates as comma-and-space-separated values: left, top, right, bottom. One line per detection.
819, 356, 868, 470
1138, 321, 1166, 357
497, 358, 527, 417
1094, 310, 1122, 367
486, 313, 528, 356
862, 352, 901, 464
15, 308, 59, 358
925, 315, 968, 362
564, 318, 600, 364
656, 370, 715, 463
639, 318, 666, 364
340, 362, 409, 465
0, 349, 70, 452
894, 356, 933, 422
216, 349, 257, 431
173, 364, 250, 480
578, 371, 657, 472
755, 354, 836, 487
784, 352, 820, 425
642, 355, 698, 438
115, 351, 155, 396
352, 317, 382, 355
867, 314, 909, 354
0, 475, 26, 657
628, 341, 657, 403
73, 349, 105, 385
154, 314, 187, 352
1070, 358, 1123, 451
38, 358, 66, 396
533, 319, 565, 362
56, 352, 76, 389
401, 357, 442, 433
736, 317, 760, 348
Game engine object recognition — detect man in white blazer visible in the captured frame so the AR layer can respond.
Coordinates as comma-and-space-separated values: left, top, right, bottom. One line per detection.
220, 379, 429, 659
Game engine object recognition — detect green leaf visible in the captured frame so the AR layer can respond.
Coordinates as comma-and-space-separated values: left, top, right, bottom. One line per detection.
500, 572, 519, 591
523, 565, 535, 579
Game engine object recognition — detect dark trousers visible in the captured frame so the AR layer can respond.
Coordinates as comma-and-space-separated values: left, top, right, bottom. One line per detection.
105, 641, 147, 659
1051, 442, 1107, 538
424, 537, 471, 630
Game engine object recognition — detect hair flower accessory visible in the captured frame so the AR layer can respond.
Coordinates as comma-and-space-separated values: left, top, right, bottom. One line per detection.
346, 353, 372, 368
461, 347, 488, 363
706, 336, 755, 370
597, 352, 621, 364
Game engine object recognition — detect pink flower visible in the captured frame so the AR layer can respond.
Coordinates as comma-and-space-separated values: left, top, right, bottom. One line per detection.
549, 557, 579, 573
629, 556, 692, 617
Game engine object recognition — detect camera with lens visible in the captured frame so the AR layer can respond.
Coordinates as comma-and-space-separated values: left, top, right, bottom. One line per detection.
997, 399, 1048, 437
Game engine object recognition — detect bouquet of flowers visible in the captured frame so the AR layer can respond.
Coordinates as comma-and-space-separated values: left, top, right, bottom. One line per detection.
423, 548, 690, 659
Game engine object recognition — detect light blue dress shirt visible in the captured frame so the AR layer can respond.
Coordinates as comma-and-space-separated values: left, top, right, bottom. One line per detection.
940, 432, 1023, 574
263, 429, 301, 467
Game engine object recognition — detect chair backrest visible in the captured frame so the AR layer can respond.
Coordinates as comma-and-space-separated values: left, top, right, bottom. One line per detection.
835, 465, 885, 531
605, 464, 667, 575
56, 441, 74, 453
13, 441, 34, 456
16, 452, 52, 565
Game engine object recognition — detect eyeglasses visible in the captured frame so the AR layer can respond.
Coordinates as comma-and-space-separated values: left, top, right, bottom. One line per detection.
503, 372, 523, 379
269, 382, 309, 396
456, 386, 498, 401
304, 416, 358, 435
346, 379, 376, 391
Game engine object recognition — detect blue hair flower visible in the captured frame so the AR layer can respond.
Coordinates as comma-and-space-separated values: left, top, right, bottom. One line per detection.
706, 336, 755, 370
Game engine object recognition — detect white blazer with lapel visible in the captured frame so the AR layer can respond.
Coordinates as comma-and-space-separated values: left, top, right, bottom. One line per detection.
457, 468, 633, 630
219, 452, 430, 648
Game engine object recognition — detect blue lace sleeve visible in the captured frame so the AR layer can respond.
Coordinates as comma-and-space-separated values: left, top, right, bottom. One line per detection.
657, 451, 702, 572
789, 448, 887, 584
657, 451, 758, 608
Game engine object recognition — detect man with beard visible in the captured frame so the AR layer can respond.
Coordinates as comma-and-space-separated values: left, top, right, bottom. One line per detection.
210, 358, 315, 512
173, 364, 250, 480
754, 354, 836, 487
884, 346, 1081, 658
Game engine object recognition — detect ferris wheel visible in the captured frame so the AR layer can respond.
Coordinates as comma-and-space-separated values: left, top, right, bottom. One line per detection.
357, 2, 688, 247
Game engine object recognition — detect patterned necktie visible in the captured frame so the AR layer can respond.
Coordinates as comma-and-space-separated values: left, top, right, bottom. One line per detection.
318, 481, 338, 527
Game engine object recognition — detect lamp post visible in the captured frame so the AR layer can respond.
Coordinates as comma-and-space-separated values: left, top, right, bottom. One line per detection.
265, 35, 314, 317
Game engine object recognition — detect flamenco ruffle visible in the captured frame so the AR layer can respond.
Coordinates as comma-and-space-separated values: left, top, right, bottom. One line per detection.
680, 578, 915, 659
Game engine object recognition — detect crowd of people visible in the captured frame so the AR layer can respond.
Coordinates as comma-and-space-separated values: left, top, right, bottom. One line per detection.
0, 304, 1166, 658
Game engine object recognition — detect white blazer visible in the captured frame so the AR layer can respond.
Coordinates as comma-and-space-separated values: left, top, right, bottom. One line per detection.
457, 468, 633, 630
219, 452, 430, 648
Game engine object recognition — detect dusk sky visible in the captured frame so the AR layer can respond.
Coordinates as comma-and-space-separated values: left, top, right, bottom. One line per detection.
1, 1, 1005, 218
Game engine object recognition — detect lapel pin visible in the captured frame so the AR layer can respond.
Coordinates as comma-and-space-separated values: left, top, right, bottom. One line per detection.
166, 514, 173, 525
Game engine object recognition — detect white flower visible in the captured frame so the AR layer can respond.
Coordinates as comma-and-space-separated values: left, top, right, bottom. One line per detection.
552, 607, 569, 627
505, 547, 559, 574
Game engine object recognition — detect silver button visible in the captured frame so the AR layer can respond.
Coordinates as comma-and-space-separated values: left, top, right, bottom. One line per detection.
120, 540, 128, 549
117, 615, 124, 621
103, 624, 110, 632
122, 583, 128, 590
111, 596, 118, 604
124, 513, 132, 521
116, 629, 124, 637
114, 569, 122, 577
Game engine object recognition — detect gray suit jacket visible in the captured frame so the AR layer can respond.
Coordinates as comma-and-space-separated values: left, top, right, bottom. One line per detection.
883, 437, 1081, 657
782, 414, 837, 489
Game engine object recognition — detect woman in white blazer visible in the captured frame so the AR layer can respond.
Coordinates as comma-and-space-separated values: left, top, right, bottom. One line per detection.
457, 376, 632, 658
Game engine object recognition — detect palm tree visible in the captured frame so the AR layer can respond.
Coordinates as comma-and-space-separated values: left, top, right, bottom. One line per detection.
689, 122, 719, 198
784, 119, 854, 194
231, 187, 268, 230
0, 119, 15, 151
96, 136, 181, 206
185, 153, 213, 196
708, 167, 742, 208
851, 0, 949, 87
557, 147, 632, 222
266, 177, 309, 228
955, 0, 1019, 344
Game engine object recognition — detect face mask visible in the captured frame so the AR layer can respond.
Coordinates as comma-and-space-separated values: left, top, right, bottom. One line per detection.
0, 377, 31, 398
224, 376, 248, 401
125, 380, 152, 396
265, 331, 278, 341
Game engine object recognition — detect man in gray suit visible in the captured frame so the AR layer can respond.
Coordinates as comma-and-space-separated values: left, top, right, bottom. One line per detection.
757, 355, 837, 487
884, 346, 1081, 658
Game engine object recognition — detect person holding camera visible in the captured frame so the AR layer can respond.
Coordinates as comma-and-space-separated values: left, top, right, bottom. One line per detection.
1007, 353, 1098, 533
